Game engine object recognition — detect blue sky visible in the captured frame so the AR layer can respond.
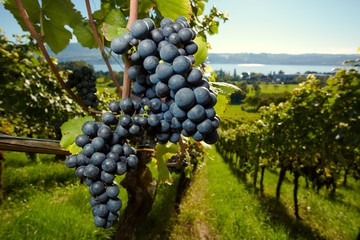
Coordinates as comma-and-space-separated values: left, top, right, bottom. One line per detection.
1, 0, 360, 54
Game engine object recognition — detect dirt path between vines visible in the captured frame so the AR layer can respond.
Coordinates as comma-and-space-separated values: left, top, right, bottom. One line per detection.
169, 162, 219, 240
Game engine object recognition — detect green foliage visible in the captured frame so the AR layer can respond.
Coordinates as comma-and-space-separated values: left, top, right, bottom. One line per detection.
154, 0, 192, 20
58, 61, 94, 72
218, 70, 360, 203
100, 8, 127, 41
193, 35, 208, 66
3, 0, 95, 53
210, 82, 240, 117
0, 31, 82, 138
191, 1, 228, 37
245, 92, 291, 110
60, 116, 95, 153
155, 143, 180, 184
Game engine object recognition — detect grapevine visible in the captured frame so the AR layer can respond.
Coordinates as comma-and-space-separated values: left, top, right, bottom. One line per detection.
66, 66, 99, 108
65, 16, 220, 229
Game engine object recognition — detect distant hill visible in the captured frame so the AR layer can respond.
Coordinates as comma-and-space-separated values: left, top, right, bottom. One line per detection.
50, 43, 358, 66
48, 43, 120, 65
207, 53, 359, 66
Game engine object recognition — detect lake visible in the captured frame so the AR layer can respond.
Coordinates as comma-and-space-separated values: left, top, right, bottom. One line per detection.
93, 63, 349, 75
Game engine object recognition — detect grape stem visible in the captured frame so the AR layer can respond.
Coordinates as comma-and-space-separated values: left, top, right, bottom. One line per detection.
122, 0, 139, 98
85, 0, 122, 99
14, 0, 98, 119
178, 137, 186, 155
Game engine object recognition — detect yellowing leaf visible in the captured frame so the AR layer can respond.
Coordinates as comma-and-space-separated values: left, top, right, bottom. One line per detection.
154, 0, 192, 20
67, 142, 82, 154
194, 35, 208, 66
102, 23, 128, 41
60, 116, 95, 149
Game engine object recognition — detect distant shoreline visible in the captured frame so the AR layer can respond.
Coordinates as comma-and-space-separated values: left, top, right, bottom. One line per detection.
52, 43, 359, 66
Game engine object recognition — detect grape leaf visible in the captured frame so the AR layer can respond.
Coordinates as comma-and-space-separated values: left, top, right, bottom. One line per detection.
138, 0, 155, 15
42, 18, 72, 54
104, 8, 127, 27
67, 142, 83, 155
155, 142, 180, 184
147, 158, 159, 181
154, 0, 192, 20
210, 82, 240, 117
102, 24, 128, 41
73, 22, 98, 49
3, 0, 41, 33
209, 21, 219, 35
60, 116, 95, 149
194, 35, 208, 66
210, 82, 241, 96
101, 9, 128, 41
4, 0, 85, 54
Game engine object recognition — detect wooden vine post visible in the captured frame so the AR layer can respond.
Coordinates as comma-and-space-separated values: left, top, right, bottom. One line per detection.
0, 151, 3, 205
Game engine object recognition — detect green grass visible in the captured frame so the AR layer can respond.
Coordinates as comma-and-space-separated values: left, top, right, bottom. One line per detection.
222, 104, 260, 123
247, 83, 298, 96
3, 152, 32, 168
0, 152, 115, 239
171, 146, 360, 240
0, 183, 116, 240
259, 168, 360, 240
135, 174, 182, 239
2, 152, 75, 196
221, 83, 299, 124
205, 147, 289, 240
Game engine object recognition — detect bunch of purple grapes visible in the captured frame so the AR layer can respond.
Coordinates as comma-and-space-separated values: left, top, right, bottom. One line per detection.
66, 66, 98, 108
65, 16, 220, 229
111, 16, 220, 144
65, 106, 139, 228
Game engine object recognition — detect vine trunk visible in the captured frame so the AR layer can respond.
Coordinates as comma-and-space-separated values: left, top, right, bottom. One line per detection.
116, 150, 157, 240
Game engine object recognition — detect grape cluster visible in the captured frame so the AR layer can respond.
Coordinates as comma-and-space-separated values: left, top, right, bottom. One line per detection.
65, 16, 220, 229
111, 16, 220, 144
66, 66, 98, 108
65, 111, 140, 228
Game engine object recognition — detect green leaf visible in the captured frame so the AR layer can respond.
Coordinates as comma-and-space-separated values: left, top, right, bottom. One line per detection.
42, 0, 83, 27
103, 8, 127, 27
4, 0, 84, 54
210, 82, 240, 117
155, 142, 180, 184
73, 22, 97, 49
210, 82, 241, 95
209, 21, 219, 35
154, 0, 192, 20
194, 35, 208, 66
60, 116, 95, 149
102, 24, 128, 41
147, 158, 159, 181
194, 1, 205, 15
101, 8, 127, 41
4, 0, 41, 32
138, 0, 155, 14
42, 19, 72, 53
67, 142, 83, 155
